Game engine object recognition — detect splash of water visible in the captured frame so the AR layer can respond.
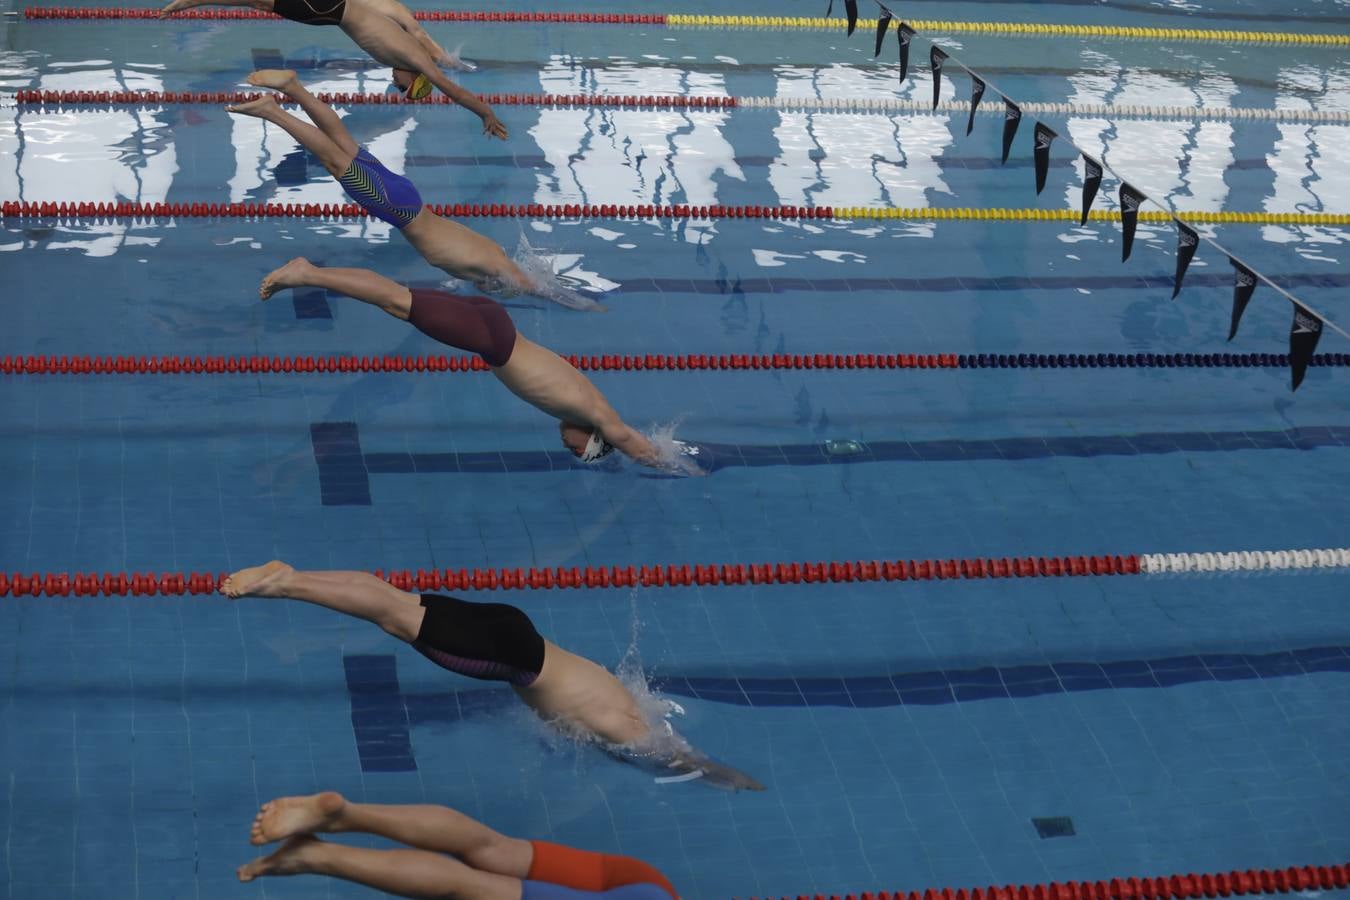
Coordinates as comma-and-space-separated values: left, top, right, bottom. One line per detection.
641, 420, 707, 477
498, 231, 607, 312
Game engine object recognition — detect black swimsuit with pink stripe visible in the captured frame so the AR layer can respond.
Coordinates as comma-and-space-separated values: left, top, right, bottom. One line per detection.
412, 595, 545, 686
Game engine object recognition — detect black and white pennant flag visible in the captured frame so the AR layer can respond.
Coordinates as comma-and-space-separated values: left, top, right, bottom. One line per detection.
1227, 260, 1257, 340
1119, 183, 1145, 262
1000, 98, 1021, 164
826, 0, 833, 15
1081, 155, 1102, 225
1033, 122, 1057, 195
930, 47, 948, 109
1289, 304, 1324, 391
1172, 221, 1199, 298
967, 75, 985, 136
845, 0, 858, 35
898, 23, 916, 82
874, 9, 892, 56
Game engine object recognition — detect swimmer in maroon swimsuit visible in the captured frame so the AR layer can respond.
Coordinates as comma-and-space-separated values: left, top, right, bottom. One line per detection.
259, 257, 668, 466
237, 790, 679, 899
221, 561, 763, 793
160, 0, 506, 136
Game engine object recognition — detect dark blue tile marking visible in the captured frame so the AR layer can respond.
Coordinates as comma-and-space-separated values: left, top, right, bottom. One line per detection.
250, 48, 285, 70
310, 422, 372, 506
1033, 817, 1077, 839
311, 423, 1350, 502
342, 655, 416, 772
273, 149, 311, 187
291, 289, 332, 320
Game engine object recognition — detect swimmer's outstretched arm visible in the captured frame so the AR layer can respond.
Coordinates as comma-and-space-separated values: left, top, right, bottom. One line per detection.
161, 0, 268, 15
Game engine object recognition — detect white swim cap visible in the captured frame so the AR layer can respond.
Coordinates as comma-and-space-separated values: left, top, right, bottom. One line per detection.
579, 431, 615, 463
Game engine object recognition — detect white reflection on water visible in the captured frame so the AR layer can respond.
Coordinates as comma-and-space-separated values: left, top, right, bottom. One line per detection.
530, 57, 744, 214
0, 62, 176, 256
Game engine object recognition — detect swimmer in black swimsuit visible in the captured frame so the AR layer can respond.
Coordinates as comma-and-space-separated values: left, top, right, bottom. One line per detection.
160, 0, 506, 136
258, 257, 667, 465
220, 561, 763, 792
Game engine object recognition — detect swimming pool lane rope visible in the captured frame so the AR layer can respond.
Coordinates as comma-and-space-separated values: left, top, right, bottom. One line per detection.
4, 201, 1346, 226
16, 90, 1350, 126
22, 7, 1350, 47
2, 548, 1347, 597
5, 352, 1349, 376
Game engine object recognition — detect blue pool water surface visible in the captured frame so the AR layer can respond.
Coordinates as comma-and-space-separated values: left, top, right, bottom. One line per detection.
2, 1, 1349, 898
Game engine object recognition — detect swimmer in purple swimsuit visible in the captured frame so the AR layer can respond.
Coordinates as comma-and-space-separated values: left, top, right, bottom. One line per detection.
161, 0, 505, 133
228, 70, 600, 311
236, 790, 679, 899
259, 258, 665, 465
219, 561, 763, 793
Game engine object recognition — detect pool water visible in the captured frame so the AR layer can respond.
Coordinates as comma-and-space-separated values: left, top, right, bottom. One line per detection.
2, 1, 1349, 898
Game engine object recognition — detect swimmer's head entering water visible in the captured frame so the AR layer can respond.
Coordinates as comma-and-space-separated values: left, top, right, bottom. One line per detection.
560, 421, 614, 462
391, 67, 432, 100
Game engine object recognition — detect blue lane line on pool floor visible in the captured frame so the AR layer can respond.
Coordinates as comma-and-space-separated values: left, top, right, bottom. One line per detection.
345, 646, 1350, 756
310, 423, 1350, 503
343, 654, 418, 772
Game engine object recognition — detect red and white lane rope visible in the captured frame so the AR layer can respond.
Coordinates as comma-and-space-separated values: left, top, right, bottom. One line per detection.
3, 548, 1347, 597
743, 862, 1350, 900
4, 352, 1348, 375
14, 89, 1349, 125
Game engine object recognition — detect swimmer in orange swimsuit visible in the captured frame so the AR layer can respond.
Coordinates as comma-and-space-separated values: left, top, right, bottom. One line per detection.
237, 790, 680, 899
161, 0, 507, 137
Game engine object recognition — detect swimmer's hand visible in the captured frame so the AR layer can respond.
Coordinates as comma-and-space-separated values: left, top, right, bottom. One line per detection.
482, 111, 508, 141
159, 0, 199, 15
667, 753, 765, 792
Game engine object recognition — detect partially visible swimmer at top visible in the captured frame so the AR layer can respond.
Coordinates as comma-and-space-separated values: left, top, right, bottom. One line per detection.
227, 70, 601, 311
220, 561, 764, 793
161, 0, 504, 133
260, 258, 704, 473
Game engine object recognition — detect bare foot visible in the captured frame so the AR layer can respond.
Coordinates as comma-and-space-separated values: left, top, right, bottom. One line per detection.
225, 94, 280, 118
251, 792, 345, 845
159, 0, 201, 17
260, 257, 316, 300
237, 835, 325, 882
247, 68, 300, 93
220, 560, 293, 599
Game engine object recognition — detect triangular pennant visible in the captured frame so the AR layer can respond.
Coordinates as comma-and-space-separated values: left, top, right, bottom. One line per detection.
898, 23, 916, 82
826, 0, 833, 16
845, 0, 858, 35
966, 75, 985, 136
1119, 183, 1145, 262
1000, 98, 1021, 164
1171, 221, 1199, 298
1081, 155, 1102, 226
1289, 304, 1324, 391
1033, 122, 1057, 195
929, 47, 948, 109
1228, 260, 1257, 340
874, 11, 892, 56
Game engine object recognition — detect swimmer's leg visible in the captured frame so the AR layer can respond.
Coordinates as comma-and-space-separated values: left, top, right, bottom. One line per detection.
236, 835, 519, 899
226, 93, 353, 177
247, 70, 359, 166
161, 0, 268, 16
260, 258, 411, 319
250, 791, 533, 878
221, 562, 423, 642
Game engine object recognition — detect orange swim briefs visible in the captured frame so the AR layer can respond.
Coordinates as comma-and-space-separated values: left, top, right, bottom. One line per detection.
527, 841, 678, 900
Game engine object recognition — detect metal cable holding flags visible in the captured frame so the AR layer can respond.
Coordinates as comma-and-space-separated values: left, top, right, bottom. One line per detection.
847, 1, 1345, 391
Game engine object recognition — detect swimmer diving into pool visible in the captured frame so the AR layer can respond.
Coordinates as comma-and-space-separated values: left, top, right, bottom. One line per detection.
260, 258, 671, 466
228, 70, 599, 310
161, 0, 505, 134
237, 791, 679, 899
221, 562, 764, 794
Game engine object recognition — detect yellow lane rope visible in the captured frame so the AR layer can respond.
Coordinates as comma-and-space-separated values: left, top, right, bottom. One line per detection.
664, 15, 1350, 47
831, 208, 1350, 225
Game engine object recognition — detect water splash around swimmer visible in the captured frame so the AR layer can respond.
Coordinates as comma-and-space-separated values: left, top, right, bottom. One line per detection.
494, 230, 607, 312
643, 420, 707, 476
